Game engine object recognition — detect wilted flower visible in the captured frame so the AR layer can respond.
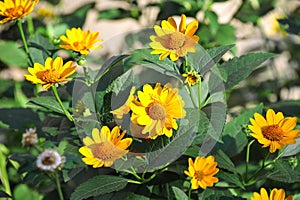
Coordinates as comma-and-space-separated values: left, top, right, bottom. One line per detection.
130, 83, 186, 139
248, 109, 300, 153
24, 57, 76, 90
0, 0, 39, 24
36, 149, 65, 172
184, 156, 219, 190
21, 128, 38, 146
79, 126, 132, 168
60, 28, 103, 55
182, 71, 200, 86
150, 14, 199, 61
250, 188, 293, 200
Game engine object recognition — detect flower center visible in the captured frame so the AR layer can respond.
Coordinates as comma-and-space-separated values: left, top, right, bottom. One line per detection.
42, 155, 56, 166
148, 103, 166, 120
40, 70, 61, 83
89, 142, 113, 161
5, 6, 24, 18
262, 125, 284, 141
196, 171, 203, 181
166, 32, 186, 50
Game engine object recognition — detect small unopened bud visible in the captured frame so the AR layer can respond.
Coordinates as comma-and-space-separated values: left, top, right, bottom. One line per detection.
77, 57, 86, 66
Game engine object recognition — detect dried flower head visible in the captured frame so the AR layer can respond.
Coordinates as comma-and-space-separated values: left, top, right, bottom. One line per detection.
21, 128, 38, 146
36, 149, 65, 172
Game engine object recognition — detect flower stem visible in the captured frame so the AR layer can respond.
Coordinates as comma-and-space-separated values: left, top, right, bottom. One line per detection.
17, 19, 33, 66
55, 172, 64, 200
188, 186, 192, 200
245, 139, 254, 182
52, 85, 73, 122
197, 78, 202, 110
247, 151, 270, 183
186, 86, 198, 109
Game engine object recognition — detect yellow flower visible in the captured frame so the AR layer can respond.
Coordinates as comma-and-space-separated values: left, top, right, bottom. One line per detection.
130, 83, 186, 139
248, 109, 300, 153
79, 126, 132, 168
0, 0, 39, 24
250, 188, 293, 200
260, 11, 287, 38
24, 57, 76, 90
182, 71, 200, 86
111, 86, 136, 119
184, 156, 219, 190
149, 14, 199, 61
60, 28, 103, 55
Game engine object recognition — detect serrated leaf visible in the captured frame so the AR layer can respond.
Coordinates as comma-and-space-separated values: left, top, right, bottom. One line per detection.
70, 175, 129, 200
198, 188, 233, 200
217, 53, 275, 89
215, 150, 237, 174
217, 171, 245, 189
214, 104, 263, 156
109, 70, 134, 95
269, 159, 300, 183
28, 96, 65, 114
187, 45, 234, 74
0, 40, 28, 67
172, 186, 188, 200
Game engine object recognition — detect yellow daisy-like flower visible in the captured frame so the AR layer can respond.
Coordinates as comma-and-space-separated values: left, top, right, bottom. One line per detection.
79, 126, 132, 168
250, 188, 293, 200
248, 109, 300, 153
0, 0, 39, 24
130, 83, 186, 139
182, 71, 200, 86
111, 86, 136, 119
60, 27, 103, 55
184, 156, 219, 190
150, 14, 199, 61
24, 57, 76, 90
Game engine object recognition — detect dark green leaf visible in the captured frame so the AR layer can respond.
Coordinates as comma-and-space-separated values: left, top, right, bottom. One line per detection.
218, 53, 275, 89
269, 159, 300, 183
215, 150, 237, 174
217, 171, 245, 189
0, 40, 27, 67
28, 96, 65, 114
198, 188, 234, 200
215, 25, 236, 49
70, 175, 128, 200
205, 10, 219, 35
0, 190, 11, 198
109, 69, 134, 95
172, 186, 188, 200
214, 104, 263, 156
13, 184, 43, 200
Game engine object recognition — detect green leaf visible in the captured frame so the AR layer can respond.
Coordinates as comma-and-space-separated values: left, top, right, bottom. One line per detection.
281, 138, 300, 157
13, 184, 43, 200
214, 103, 263, 156
70, 175, 128, 200
0, 40, 28, 67
63, 2, 95, 28
172, 186, 188, 200
217, 171, 245, 189
98, 8, 135, 20
215, 25, 236, 50
214, 150, 237, 174
124, 49, 180, 80
28, 96, 65, 114
109, 70, 134, 95
269, 159, 300, 183
198, 188, 233, 200
218, 53, 275, 89
205, 10, 219, 35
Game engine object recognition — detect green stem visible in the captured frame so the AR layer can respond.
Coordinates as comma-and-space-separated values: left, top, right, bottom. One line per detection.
0, 146, 11, 198
27, 16, 35, 38
52, 85, 73, 122
187, 86, 198, 109
188, 186, 192, 200
55, 172, 64, 200
245, 139, 254, 182
247, 151, 270, 182
197, 78, 202, 110
17, 19, 33, 66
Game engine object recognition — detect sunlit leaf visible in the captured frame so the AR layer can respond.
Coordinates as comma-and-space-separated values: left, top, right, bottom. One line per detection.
0, 40, 27, 67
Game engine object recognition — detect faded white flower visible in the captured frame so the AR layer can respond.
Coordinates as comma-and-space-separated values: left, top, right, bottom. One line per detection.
36, 149, 65, 172
22, 128, 38, 147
